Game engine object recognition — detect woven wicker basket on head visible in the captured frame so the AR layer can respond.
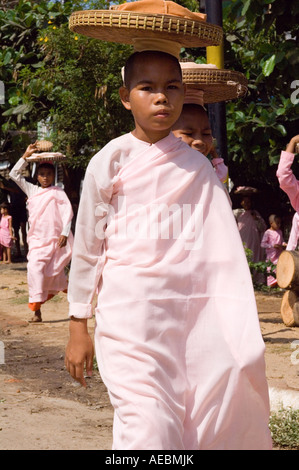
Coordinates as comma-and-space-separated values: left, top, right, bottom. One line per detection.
36, 140, 53, 152
182, 67, 248, 103
234, 186, 258, 196
26, 152, 66, 163
69, 10, 222, 48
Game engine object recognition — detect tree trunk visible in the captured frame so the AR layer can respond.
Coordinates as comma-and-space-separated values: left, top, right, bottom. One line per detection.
276, 250, 299, 290
280, 290, 299, 327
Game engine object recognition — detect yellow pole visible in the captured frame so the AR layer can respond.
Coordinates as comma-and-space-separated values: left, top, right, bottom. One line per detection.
206, 41, 224, 69
205, 0, 228, 184
206, 41, 228, 185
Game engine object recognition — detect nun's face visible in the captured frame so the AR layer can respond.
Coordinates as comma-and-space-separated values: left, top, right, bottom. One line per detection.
241, 196, 252, 211
172, 105, 213, 156
119, 52, 185, 144
37, 167, 55, 188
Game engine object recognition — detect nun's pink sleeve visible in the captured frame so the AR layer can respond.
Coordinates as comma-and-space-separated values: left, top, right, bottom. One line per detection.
276, 151, 299, 212
9, 158, 39, 197
67, 156, 114, 319
287, 212, 299, 251
211, 157, 228, 183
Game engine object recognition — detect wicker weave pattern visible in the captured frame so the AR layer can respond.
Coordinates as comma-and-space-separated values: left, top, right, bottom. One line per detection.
182, 68, 248, 102
26, 152, 66, 163
36, 140, 53, 152
69, 10, 222, 47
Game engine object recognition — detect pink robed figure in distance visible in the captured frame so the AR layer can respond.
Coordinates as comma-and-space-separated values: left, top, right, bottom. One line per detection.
261, 215, 286, 286
233, 194, 267, 264
0, 213, 13, 248
0, 202, 15, 263
10, 148, 73, 321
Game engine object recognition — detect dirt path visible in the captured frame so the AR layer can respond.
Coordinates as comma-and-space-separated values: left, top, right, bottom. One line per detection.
0, 262, 299, 450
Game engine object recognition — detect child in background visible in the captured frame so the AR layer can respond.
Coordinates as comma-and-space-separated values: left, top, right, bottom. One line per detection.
9, 145, 73, 322
65, 50, 271, 450
0, 202, 15, 263
261, 214, 286, 286
172, 96, 228, 183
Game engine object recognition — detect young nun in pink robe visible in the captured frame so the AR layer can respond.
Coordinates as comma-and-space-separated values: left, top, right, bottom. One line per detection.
172, 88, 228, 184
65, 50, 272, 450
277, 135, 299, 237
261, 215, 286, 286
10, 145, 73, 321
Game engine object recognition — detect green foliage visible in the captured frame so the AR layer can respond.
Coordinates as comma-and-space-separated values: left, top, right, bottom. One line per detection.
37, 23, 133, 168
223, 0, 299, 187
1, 0, 299, 180
0, 0, 132, 167
269, 407, 299, 449
244, 245, 276, 289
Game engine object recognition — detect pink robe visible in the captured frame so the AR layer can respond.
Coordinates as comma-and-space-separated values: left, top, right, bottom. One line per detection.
211, 157, 228, 183
287, 212, 299, 251
277, 151, 299, 212
68, 132, 271, 450
26, 187, 73, 303
233, 209, 266, 263
0, 215, 13, 248
9, 159, 73, 303
261, 228, 285, 286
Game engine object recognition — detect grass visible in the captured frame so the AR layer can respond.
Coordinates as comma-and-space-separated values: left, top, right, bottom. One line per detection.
269, 407, 299, 449
11, 294, 64, 304
11, 294, 28, 304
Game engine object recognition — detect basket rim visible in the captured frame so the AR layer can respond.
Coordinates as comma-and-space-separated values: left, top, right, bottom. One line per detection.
182, 67, 247, 82
69, 10, 223, 47
26, 152, 66, 163
182, 68, 248, 102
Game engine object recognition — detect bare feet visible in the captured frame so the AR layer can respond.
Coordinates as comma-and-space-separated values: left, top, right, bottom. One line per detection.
31, 310, 42, 322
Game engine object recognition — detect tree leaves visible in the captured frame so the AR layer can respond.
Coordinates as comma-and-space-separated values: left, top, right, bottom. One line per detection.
223, 0, 299, 190
262, 54, 276, 77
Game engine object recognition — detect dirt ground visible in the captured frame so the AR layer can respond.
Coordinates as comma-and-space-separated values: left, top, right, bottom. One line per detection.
0, 261, 299, 450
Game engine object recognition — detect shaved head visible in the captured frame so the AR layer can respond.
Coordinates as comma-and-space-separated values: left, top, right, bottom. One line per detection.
123, 51, 182, 90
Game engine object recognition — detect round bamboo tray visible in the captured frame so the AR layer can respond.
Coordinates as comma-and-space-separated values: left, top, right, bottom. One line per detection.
26, 152, 66, 163
182, 67, 248, 102
234, 186, 258, 196
69, 10, 223, 48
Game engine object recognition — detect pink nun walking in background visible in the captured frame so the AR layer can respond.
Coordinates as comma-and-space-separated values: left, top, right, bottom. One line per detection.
276, 135, 299, 210
65, 1, 272, 451
9, 143, 73, 322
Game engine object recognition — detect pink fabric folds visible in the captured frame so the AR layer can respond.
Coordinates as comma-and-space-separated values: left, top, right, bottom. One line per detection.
261, 228, 285, 286
69, 132, 271, 450
287, 212, 299, 250
27, 187, 73, 303
277, 150, 299, 212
